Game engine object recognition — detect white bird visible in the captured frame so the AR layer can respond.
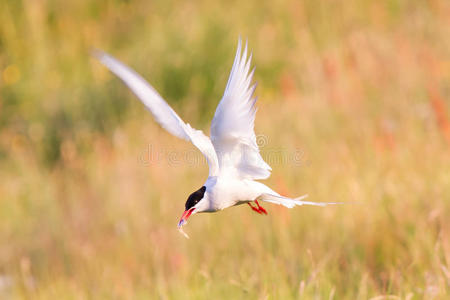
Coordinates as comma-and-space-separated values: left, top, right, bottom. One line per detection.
94, 39, 338, 237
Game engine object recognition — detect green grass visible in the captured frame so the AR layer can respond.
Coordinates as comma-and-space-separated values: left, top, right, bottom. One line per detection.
1, 0, 450, 298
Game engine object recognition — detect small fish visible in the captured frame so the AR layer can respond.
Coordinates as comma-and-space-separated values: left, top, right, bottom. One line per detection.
178, 226, 190, 239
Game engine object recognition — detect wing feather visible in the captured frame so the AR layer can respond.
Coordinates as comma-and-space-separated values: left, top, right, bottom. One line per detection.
94, 51, 219, 176
210, 39, 271, 180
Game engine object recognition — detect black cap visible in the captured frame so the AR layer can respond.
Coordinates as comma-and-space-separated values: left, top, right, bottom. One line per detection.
185, 186, 206, 210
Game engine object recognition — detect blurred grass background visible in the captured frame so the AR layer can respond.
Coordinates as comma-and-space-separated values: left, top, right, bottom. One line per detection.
1, 0, 450, 298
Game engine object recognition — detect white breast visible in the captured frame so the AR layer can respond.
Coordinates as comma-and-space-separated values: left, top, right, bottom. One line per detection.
204, 177, 273, 211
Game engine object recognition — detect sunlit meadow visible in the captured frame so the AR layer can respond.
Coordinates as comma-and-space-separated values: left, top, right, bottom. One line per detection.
1, 0, 449, 299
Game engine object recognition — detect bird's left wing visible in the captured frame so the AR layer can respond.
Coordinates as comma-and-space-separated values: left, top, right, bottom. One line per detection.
94, 51, 219, 176
210, 39, 271, 180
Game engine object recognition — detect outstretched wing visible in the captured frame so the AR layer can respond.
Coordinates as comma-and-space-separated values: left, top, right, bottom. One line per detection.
210, 39, 271, 180
94, 51, 219, 176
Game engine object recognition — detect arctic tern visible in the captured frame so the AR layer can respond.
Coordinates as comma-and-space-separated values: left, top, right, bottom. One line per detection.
94, 39, 338, 237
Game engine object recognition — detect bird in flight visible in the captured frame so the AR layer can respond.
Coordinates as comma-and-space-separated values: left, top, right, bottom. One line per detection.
94, 38, 338, 238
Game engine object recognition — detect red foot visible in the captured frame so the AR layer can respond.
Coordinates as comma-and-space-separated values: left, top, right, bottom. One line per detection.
255, 200, 268, 215
248, 201, 268, 215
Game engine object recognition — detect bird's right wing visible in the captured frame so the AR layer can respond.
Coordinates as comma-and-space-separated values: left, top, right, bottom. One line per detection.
94, 51, 219, 176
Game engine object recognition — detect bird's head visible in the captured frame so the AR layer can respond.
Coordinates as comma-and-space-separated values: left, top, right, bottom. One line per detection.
178, 186, 207, 228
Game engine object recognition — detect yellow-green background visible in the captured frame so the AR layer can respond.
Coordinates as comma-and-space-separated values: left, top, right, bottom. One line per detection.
1, 0, 449, 298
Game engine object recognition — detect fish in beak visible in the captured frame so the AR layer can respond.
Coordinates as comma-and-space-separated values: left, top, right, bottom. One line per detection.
177, 207, 196, 238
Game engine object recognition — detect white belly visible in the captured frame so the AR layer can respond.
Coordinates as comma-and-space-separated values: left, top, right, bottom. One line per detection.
203, 176, 277, 211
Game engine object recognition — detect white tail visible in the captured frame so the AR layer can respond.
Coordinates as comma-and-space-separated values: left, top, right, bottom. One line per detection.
257, 193, 342, 208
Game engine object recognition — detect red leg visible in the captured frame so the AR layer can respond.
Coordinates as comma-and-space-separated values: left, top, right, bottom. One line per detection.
248, 201, 268, 215
247, 202, 261, 214
255, 200, 268, 215
248, 202, 263, 214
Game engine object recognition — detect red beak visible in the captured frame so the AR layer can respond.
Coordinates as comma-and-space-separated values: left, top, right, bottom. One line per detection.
178, 207, 195, 228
